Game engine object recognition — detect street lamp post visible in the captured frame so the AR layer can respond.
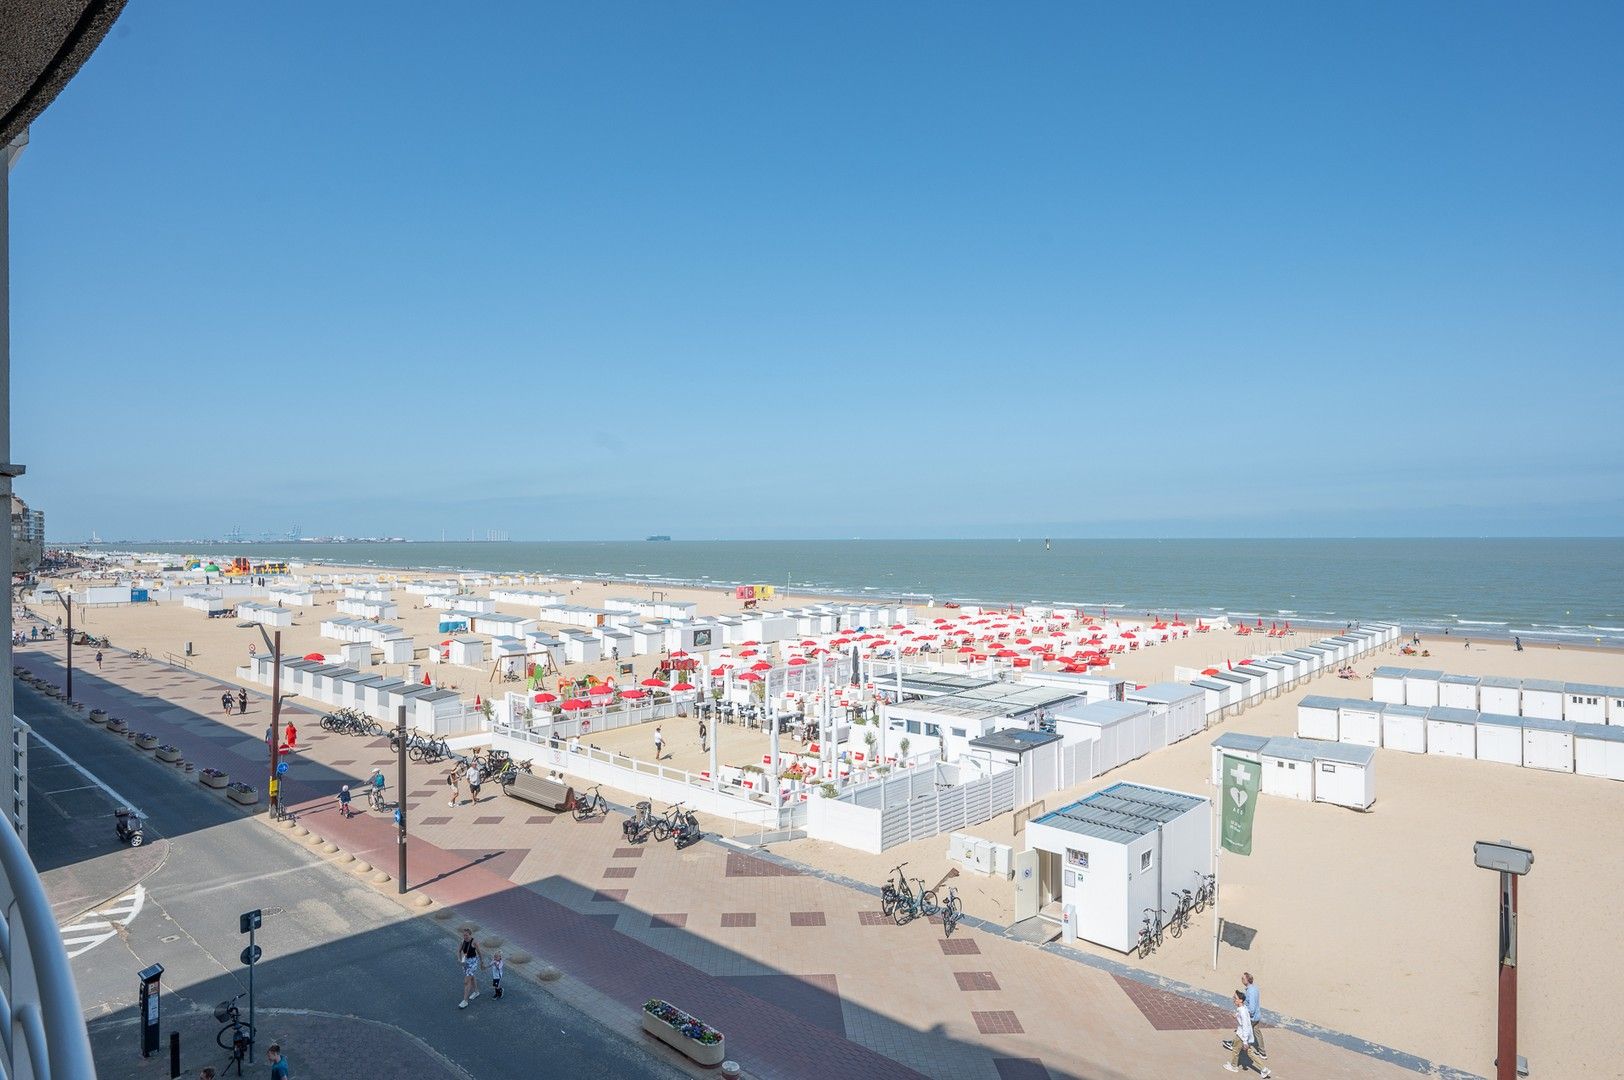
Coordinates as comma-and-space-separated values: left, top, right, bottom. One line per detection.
1474, 840, 1533, 1080
56, 591, 72, 700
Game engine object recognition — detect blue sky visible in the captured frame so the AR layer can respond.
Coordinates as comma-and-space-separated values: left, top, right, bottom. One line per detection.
12, 3, 1622, 540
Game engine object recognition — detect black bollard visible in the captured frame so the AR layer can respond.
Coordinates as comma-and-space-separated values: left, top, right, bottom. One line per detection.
169, 1031, 180, 1077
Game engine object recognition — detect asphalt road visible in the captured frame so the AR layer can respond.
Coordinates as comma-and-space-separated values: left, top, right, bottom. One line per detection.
17, 682, 685, 1080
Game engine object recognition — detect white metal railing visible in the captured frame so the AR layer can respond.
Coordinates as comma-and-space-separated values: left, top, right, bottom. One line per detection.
0, 792, 95, 1079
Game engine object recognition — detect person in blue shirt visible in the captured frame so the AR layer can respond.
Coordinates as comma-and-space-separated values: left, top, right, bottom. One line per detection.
1242, 972, 1266, 1059
266, 1043, 289, 1079
370, 767, 387, 810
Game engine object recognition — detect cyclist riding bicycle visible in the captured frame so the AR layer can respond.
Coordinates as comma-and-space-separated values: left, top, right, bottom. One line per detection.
368, 767, 387, 810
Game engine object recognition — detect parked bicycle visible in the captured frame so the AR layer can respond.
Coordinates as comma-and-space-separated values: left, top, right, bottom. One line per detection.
939, 885, 964, 938
880, 863, 939, 925
1136, 907, 1165, 958
1168, 890, 1193, 938
129, 646, 150, 661
623, 801, 655, 843
573, 785, 606, 821
652, 802, 702, 846
1193, 871, 1217, 913
214, 994, 255, 1076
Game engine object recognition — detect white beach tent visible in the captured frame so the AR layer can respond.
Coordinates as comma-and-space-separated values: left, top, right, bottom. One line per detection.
1437, 674, 1480, 711
1475, 713, 1524, 767
1425, 707, 1478, 759
1574, 723, 1624, 782
1403, 669, 1443, 709
1210, 731, 1269, 787
1521, 716, 1575, 773
1296, 695, 1344, 741
1258, 738, 1316, 802
1381, 704, 1429, 754
1563, 684, 1611, 726
1519, 679, 1565, 721
1370, 666, 1409, 705
1311, 742, 1377, 811
1125, 683, 1206, 745
1337, 701, 1384, 748
1478, 676, 1522, 716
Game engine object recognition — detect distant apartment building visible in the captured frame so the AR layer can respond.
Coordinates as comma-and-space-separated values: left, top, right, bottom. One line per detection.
11, 495, 43, 576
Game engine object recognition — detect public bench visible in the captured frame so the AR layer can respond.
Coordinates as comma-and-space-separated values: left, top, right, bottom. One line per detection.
503, 771, 573, 811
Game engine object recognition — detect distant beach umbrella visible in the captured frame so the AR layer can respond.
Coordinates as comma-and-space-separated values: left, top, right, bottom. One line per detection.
750, 661, 772, 671
738, 672, 762, 683
560, 698, 590, 711
671, 682, 696, 691
534, 692, 558, 703
620, 689, 647, 700
588, 683, 615, 696
641, 678, 669, 688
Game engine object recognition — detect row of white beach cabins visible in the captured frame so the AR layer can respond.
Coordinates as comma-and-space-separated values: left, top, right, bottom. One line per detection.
1295, 694, 1624, 782
240, 654, 470, 733
1367, 666, 1624, 724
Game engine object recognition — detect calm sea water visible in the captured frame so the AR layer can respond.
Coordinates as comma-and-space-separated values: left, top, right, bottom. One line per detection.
92, 538, 1624, 647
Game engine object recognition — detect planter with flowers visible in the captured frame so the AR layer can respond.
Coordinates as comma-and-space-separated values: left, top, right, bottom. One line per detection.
200, 768, 229, 789
226, 781, 258, 805
641, 999, 725, 1066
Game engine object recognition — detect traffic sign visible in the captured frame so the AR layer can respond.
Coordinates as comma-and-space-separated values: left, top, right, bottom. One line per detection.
276, 761, 288, 776
239, 909, 262, 934
239, 945, 262, 966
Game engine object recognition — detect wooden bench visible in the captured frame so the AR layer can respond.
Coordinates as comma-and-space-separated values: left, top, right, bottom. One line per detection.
502, 771, 573, 811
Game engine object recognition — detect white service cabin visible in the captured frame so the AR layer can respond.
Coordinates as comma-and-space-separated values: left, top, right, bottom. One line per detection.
1312, 742, 1377, 811
1437, 674, 1480, 711
631, 625, 666, 655
1609, 690, 1624, 725
472, 613, 536, 640
336, 598, 398, 620
447, 636, 486, 666
599, 631, 635, 660
1475, 713, 1524, 766
1125, 683, 1207, 745
965, 730, 1064, 807
1190, 679, 1230, 719
1478, 677, 1522, 716
1051, 700, 1153, 775
1337, 702, 1384, 748
562, 633, 602, 664
340, 642, 374, 668
1210, 732, 1270, 787
1574, 723, 1624, 782
1381, 704, 1429, 754
1236, 662, 1278, 696
1403, 669, 1443, 709
1563, 685, 1610, 725
1522, 717, 1575, 773
1258, 739, 1317, 801
380, 635, 415, 664
455, 597, 496, 615
1520, 680, 1565, 721
1285, 649, 1323, 676
1025, 783, 1211, 954
1425, 707, 1478, 758
1296, 696, 1344, 741
1370, 667, 1409, 705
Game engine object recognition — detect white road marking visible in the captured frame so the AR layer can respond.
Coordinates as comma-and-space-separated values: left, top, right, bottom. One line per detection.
62, 886, 145, 960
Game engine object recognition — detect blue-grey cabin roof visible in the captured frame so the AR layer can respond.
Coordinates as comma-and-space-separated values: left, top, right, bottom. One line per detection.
1371, 666, 1410, 679
1574, 722, 1624, 743
1262, 736, 1375, 766
1211, 732, 1270, 753
1519, 715, 1575, 735
1439, 674, 1480, 685
1479, 675, 1522, 689
1425, 706, 1480, 725
1126, 682, 1205, 705
1191, 679, 1231, 693
1285, 650, 1321, 661
1033, 782, 1206, 846
1476, 712, 1524, 729
1405, 669, 1444, 681
1299, 695, 1354, 710
1337, 700, 1385, 714
1565, 683, 1613, 696
1056, 699, 1148, 726
968, 728, 1062, 753
1383, 704, 1429, 719
1521, 679, 1565, 693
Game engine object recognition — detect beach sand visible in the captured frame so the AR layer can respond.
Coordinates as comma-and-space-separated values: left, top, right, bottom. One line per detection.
32, 564, 1624, 1076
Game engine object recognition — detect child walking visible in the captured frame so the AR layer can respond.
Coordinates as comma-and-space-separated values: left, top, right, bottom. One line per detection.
490, 949, 504, 998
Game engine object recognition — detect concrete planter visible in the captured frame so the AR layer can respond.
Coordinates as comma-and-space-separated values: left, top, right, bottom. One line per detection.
89, 711, 108, 725
155, 745, 183, 763
106, 717, 128, 733
226, 783, 258, 805
135, 733, 160, 750
641, 1001, 726, 1066
200, 769, 229, 789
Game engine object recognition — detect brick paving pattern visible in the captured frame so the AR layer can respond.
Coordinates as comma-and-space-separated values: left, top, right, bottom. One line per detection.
649, 913, 688, 929
720, 912, 757, 928
725, 851, 801, 876
603, 866, 637, 879
1112, 974, 1233, 1031
955, 971, 1001, 991
858, 910, 889, 925
788, 911, 826, 927
973, 1011, 1025, 1035
940, 937, 981, 955
992, 1060, 1051, 1080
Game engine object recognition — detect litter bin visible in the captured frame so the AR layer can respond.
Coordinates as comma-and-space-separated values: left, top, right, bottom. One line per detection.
184, 641, 193, 657
1061, 903, 1077, 944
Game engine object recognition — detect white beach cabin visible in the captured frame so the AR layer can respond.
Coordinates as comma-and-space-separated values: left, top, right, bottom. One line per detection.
1051, 700, 1152, 776
1381, 704, 1429, 754
1478, 676, 1522, 716
1209, 732, 1270, 787
1520, 716, 1575, 773
1520, 679, 1566, 721
1370, 667, 1409, 706
965, 729, 1064, 806
1425, 707, 1478, 758
1563, 684, 1611, 726
1475, 713, 1524, 767
1437, 674, 1481, 711
1312, 742, 1377, 811
1258, 738, 1316, 802
1295, 696, 1344, 742
1337, 701, 1385, 748
1024, 783, 1211, 953
1403, 670, 1443, 709
1574, 723, 1624, 782
1125, 683, 1206, 746
447, 636, 486, 667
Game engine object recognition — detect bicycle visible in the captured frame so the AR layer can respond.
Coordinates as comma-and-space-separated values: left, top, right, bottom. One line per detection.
622, 801, 655, 843
130, 647, 150, 661
214, 994, 255, 1076
939, 885, 964, 938
573, 785, 606, 821
652, 802, 695, 843
1193, 871, 1216, 913
367, 783, 388, 812
1168, 890, 1192, 938
1136, 907, 1165, 959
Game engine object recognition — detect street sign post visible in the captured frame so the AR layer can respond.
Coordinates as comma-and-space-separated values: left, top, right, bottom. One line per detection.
240, 909, 261, 1060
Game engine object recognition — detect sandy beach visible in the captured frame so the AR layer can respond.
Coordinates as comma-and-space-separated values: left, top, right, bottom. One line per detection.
29, 558, 1624, 1077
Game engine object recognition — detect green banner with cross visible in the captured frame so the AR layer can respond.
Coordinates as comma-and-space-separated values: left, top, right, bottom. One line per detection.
1220, 754, 1260, 856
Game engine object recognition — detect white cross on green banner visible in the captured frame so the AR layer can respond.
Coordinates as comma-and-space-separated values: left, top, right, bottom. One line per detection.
1221, 754, 1260, 856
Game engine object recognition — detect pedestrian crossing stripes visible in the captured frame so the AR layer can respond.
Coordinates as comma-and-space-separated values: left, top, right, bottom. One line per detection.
61, 885, 145, 959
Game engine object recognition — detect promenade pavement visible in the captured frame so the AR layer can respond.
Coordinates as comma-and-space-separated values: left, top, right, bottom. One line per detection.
16, 634, 1473, 1080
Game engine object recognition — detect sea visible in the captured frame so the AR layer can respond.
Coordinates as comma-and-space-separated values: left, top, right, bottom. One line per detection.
86, 538, 1624, 649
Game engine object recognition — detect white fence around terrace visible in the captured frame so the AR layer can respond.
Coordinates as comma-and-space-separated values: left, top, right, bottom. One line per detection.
807, 763, 1018, 854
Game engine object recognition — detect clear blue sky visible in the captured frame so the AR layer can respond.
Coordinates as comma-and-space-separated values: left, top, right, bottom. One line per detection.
12, 3, 1623, 540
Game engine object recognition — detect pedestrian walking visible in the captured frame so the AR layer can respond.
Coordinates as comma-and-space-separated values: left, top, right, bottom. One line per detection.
283, 719, 298, 751
370, 767, 387, 809
95, 650, 103, 670
447, 769, 462, 807
457, 928, 482, 1008
1243, 972, 1267, 1059
222, 692, 235, 715
338, 784, 352, 818
698, 720, 708, 754
238, 687, 248, 714
468, 764, 484, 804
490, 949, 504, 998
267, 1042, 289, 1079
653, 725, 665, 761
1222, 989, 1270, 1075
